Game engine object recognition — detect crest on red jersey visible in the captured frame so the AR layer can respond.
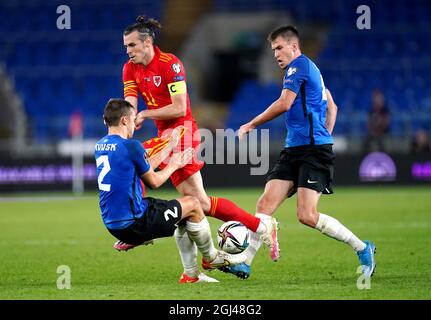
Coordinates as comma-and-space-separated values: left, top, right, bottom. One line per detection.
153, 76, 162, 87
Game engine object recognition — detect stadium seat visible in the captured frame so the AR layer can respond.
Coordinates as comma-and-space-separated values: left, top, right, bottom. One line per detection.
1, 0, 164, 140
2, 0, 430, 141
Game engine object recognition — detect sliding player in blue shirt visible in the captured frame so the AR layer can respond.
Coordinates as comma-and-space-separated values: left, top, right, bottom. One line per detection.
95, 98, 245, 283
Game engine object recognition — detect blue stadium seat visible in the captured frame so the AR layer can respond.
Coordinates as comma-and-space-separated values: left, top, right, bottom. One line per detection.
1, 0, 164, 140
2, 0, 430, 141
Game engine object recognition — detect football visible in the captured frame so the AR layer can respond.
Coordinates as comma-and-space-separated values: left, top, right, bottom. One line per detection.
217, 221, 249, 254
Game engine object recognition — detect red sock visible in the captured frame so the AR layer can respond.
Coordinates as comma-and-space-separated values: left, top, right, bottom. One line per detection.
209, 197, 260, 232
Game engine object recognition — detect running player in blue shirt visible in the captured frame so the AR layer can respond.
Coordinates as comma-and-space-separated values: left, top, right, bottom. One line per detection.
231, 26, 376, 279
95, 98, 245, 283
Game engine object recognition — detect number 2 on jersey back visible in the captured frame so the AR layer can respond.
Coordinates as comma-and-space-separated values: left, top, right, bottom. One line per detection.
96, 155, 111, 191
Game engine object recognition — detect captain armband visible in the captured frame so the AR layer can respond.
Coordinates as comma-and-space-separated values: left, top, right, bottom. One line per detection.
168, 81, 187, 96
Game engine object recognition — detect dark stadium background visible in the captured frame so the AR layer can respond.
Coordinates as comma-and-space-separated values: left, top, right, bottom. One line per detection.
0, 0, 430, 192
1, 1, 431, 303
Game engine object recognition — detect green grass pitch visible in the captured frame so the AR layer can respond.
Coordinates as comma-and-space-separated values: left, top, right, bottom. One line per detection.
0, 186, 430, 300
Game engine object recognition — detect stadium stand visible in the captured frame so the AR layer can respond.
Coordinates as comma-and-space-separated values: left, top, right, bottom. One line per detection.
214, 0, 431, 147
1, 0, 430, 152
0, 0, 163, 142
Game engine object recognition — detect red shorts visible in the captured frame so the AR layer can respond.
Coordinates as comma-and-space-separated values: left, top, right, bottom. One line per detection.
168, 155, 204, 187
158, 132, 204, 187
143, 126, 204, 187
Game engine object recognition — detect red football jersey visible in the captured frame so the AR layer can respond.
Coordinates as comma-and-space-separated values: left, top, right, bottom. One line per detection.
122, 46, 198, 135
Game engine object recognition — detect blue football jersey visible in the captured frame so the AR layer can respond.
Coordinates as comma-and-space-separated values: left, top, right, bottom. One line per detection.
94, 135, 151, 229
282, 54, 333, 147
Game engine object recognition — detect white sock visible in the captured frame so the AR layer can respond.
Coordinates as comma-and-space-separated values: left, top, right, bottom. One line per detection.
244, 213, 269, 265
245, 231, 263, 266
255, 212, 272, 234
315, 213, 366, 252
186, 218, 218, 261
174, 224, 198, 277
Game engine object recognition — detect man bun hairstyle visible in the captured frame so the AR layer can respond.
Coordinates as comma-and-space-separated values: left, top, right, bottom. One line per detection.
267, 25, 300, 46
103, 98, 135, 127
124, 15, 162, 43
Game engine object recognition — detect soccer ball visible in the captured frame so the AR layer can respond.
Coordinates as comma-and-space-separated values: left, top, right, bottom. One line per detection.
217, 221, 249, 254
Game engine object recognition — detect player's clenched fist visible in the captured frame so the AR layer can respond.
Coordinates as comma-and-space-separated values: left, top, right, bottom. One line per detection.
134, 112, 145, 130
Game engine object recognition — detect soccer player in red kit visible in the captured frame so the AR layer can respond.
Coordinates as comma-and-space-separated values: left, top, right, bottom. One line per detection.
118, 15, 278, 279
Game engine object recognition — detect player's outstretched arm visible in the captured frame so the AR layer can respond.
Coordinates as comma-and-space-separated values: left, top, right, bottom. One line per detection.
325, 89, 338, 135
238, 88, 296, 140
136, 93, 187, 127
141, 148, 193, 189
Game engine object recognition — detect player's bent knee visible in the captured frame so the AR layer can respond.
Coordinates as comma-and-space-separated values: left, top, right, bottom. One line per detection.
182, 196, 200, 209
191, 197, 202, 211
256, 196, 276, 214
179, 196, 204, 220
296, 209, 317, 227
297, 215, 311, 226
178, 196, 194, 209
190, 196, 204, 214
197, 196, 211, 213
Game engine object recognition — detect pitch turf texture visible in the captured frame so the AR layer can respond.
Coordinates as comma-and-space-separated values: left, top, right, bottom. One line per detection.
1, 186, 430, 300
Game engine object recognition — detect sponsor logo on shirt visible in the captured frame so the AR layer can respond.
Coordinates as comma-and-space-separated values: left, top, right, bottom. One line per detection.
173, 75, 184, 81
172, 63, 181, 74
